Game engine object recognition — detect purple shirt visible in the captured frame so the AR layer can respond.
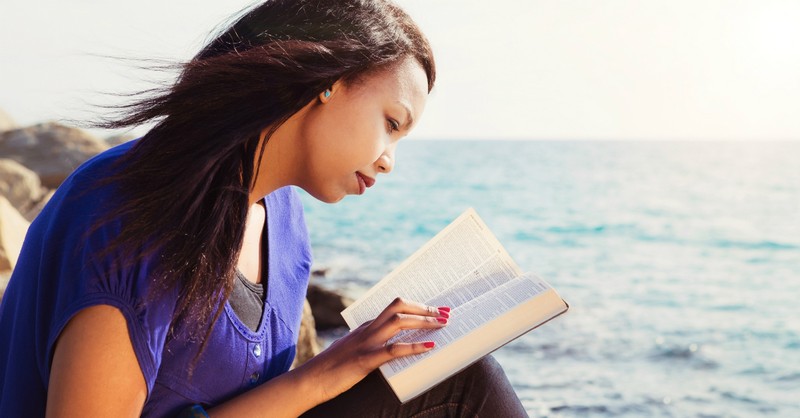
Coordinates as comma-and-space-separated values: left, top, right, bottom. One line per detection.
0, 141, 312, 417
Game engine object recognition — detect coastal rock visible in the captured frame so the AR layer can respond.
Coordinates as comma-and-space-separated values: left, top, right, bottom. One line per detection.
0, 158, 43, 214
311, 268, 329, 278
23, 189, 55, 222
0, 272, 8, 304
307, 283, 354, 330
0, 122, 109, 188
0, 196, 30, 273
292, 299, 321, 369
0, 109, 16, 132
105, 133, 136, 147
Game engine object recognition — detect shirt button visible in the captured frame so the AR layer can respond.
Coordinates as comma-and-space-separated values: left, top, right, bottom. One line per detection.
249, 372, 260, 384
253, 344, 262, 357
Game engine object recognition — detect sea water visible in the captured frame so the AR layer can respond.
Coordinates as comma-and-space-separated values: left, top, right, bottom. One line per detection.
299, 140, 800, 417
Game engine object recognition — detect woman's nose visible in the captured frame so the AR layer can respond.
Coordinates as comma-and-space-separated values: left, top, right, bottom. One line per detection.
375, 151, 394, 174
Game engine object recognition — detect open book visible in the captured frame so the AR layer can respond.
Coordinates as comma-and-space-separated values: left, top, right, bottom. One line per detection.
340, 208, 569, 403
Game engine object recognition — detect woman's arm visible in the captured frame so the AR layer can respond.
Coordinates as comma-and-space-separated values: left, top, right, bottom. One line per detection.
47, 298, 446, 417
46, 305, 147, 417
209, 297, 447, 417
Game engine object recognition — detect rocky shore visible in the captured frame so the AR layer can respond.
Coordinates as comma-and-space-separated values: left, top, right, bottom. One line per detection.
0, 109, 348, 367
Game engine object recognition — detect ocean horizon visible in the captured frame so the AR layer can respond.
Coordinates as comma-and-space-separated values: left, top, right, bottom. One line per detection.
300, 140, 799, 417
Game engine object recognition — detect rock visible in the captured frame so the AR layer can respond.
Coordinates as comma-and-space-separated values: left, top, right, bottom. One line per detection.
292, 299, 321, 369
0, 273, 9, 304
0, 122, 109, 188
0, 158, 43, 215
311, 268, 329, 278
105, 133, 136, 147
0, 272, 9, 304
23, 189, 55, 222
0, 108, 16, 132
0, 196, 30, 273
307, 283, 354, 330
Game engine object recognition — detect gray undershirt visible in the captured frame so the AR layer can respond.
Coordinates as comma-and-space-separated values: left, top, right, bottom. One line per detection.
229, 270, 266, 332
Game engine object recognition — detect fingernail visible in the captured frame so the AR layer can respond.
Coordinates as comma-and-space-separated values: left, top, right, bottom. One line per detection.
424, 341, 435, 348
436, 317, 448, 324
438, 310, 450, 319
438, 306, 451, 313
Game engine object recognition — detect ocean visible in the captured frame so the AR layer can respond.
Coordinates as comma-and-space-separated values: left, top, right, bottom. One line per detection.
298, 140, 800, 417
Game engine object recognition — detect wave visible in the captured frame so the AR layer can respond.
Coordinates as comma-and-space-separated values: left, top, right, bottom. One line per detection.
545, 224, 617, 234
648, 343, 719, 370
774, 372, 800, 382
718, 390, 762, 405
549, 401, 659, 416
550, 404, 611, 414
528, 222, 799, 252
710, 239, 799, 251
708, 303, 748, 311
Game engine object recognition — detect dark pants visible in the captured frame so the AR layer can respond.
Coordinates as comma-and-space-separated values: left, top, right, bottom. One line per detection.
301, 356, 528, 418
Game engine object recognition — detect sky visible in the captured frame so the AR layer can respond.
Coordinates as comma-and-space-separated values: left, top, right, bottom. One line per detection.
1, 0, 799, 140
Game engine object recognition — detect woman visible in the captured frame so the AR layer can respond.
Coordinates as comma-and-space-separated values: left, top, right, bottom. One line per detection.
0, 0, 527, 416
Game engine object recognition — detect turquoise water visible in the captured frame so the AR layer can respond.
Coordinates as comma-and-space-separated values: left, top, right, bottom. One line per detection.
299, 141, 800, 417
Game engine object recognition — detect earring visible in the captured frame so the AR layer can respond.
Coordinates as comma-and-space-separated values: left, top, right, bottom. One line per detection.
323, 89, 331, 98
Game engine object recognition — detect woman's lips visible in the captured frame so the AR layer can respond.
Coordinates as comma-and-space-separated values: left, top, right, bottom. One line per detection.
356, 172, 375, 194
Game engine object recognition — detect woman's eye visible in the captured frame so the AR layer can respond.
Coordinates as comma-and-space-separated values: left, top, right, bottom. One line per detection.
387, 119, 400, 132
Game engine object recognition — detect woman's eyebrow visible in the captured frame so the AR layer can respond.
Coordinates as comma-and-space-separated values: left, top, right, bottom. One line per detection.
398, 102, 414, 131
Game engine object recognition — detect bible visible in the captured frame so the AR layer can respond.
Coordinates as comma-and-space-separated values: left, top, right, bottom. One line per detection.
340, 208, 569, 403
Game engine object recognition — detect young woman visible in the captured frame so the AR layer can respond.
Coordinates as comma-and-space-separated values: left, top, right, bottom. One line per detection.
0, 0, 528, 416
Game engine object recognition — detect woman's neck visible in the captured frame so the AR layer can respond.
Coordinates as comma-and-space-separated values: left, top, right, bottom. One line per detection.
248, 127, 296, 205
248, 101, 314, 205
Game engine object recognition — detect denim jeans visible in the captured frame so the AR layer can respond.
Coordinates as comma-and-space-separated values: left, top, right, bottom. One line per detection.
301, 356, 529, 418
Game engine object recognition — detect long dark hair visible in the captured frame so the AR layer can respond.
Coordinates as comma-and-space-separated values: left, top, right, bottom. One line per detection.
95, 0, 435, 346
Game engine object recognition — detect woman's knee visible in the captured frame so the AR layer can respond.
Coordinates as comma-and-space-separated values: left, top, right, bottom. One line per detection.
460, 356, 527, 416
462, 355, 507, 386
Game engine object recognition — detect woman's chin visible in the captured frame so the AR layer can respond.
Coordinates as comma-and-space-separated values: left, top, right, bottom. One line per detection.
305, 187, 346, 204
324, 194, 346, 204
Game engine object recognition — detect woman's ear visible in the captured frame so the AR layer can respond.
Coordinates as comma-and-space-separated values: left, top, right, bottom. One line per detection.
319, 80, 343, 103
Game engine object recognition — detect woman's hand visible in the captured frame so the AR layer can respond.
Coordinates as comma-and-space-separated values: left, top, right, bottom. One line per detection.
46, 298, 450, 418
210, 298, 450, 418
299, 297, 450, 401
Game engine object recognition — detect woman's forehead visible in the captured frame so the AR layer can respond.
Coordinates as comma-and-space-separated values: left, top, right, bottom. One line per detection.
348, 58, 428, 106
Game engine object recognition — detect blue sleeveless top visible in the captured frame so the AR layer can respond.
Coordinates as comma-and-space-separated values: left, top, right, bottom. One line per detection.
0, 141, 312, 417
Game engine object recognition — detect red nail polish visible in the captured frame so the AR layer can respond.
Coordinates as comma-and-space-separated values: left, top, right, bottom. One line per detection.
437, 317, 447, 324
438, 306, 451, 313
438, 310, 450, 319
423, 341, 435, 348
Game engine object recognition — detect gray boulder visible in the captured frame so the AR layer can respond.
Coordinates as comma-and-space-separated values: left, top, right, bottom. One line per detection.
24, 189, 55, 222
291, 299, 321, 369
0, 109, 16, 132
307, 283, 354, 330
0, 196, 30, 274
0, 122, 109, 188
0, 272, 9, 304
105, 133, 136, 147
0, 158, 44, 215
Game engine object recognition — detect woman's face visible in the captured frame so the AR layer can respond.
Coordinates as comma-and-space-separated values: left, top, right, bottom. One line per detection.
292, 57, 429, 203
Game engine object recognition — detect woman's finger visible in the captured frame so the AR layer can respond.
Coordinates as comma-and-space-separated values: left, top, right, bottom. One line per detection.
370, 312, 448, 343
372, 341, 437, 366
369, 297, 449, 330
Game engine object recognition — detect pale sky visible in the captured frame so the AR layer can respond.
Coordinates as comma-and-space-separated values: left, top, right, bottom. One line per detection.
1, 0, 798, 140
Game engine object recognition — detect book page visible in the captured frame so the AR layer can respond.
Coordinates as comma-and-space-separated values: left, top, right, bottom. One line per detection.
382, 273, 556, 374
341, 208, 523, 328
425, 253, 520, 309
384, 274, 568, 402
